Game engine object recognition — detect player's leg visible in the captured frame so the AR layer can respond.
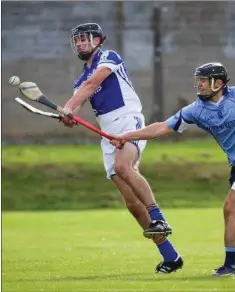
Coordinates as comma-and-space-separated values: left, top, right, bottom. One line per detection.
101, 114, 183, 272
103, 141, 163, 232
113, 169, 175, 244
114, 141, 171, 234
113, 115, 178, 245
113, 170, 172, 242
114, 142, 156, 206
112, 174, 152, 229
224, 187, 235, 260
212, 167, 235, 277
113, 141, 183, 272
212, 188, 235, 276
112, 173, 183, 272
102, 115, 168, 227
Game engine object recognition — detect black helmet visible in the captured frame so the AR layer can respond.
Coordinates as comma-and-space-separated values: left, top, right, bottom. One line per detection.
194, 62, 230, 100
194, 63, 229, 83
71, 23, 106, 61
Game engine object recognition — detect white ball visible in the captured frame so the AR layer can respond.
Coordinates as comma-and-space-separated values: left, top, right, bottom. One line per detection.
9, 76, 20, 86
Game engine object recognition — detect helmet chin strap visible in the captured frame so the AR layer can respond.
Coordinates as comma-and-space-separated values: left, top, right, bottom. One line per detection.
210, 78, 223, 93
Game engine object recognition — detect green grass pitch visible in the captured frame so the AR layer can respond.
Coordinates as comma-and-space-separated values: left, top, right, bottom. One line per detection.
2, 209, 234, 292
2, 139, 234, 291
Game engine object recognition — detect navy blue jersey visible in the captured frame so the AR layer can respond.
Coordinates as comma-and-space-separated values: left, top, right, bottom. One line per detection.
73, 49, 142, 121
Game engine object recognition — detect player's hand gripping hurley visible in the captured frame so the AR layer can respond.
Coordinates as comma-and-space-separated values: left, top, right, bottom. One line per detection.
17, 81, 113, 140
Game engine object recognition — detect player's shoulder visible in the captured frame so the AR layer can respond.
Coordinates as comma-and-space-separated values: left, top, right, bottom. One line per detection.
180, 100, 202, 121
99, 49, 123, 63
227, 86, 235, 97
183, 100, 198, 110
228, 85, 235, 91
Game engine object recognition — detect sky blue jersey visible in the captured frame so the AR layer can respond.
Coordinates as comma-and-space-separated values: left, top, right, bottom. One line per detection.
73, 49, 142, 120
166, 86, 235, 166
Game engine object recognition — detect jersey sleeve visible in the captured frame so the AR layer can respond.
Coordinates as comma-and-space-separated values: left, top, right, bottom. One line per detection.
230, 86, 235, 100
97, 50, 123, 72
166, 103, 196, 133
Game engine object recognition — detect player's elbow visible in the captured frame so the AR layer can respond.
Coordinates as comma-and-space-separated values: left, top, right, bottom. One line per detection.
162, 122, 174, 135
154, 122, 174, 137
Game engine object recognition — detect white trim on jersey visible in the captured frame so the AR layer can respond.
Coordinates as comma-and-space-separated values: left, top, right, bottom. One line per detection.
95, 62, 142, 130
177, 118, 194, 133
232, 182, 235, 190
97, 62, 117, 72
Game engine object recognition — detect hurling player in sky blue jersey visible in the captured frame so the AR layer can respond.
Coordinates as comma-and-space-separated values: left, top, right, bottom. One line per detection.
60, 23, 183, 273
111, 62, 235, 277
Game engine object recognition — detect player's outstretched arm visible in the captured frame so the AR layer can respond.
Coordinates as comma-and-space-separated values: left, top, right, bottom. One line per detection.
110, 121, 174, 147
123, 121, 173, 140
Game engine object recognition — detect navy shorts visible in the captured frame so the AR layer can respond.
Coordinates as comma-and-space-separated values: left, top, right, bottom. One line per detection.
229, 166, 235, 186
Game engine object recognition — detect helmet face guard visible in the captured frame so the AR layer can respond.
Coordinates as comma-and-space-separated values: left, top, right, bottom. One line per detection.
71, 32, 96, 61
194, 63, 230, 101
70, 23, 106, 61
194, 76, 224, 99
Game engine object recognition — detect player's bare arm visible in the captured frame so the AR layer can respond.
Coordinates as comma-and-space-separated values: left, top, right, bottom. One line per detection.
110, 121, 174, 148
123, 121, 173, 140
64, 66, 112, 112
61, 66, 111, 127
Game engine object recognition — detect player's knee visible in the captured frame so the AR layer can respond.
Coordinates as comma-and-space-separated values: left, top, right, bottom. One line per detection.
223, 198, 233, 218
114, 163, 132, 180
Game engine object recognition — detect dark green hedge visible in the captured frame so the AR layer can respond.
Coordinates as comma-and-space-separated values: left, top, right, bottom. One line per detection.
2, 163, 228, 210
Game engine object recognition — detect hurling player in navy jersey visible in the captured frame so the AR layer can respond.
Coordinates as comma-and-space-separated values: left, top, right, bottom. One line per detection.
60, 23, 183, 274
110, 62, 235, 277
